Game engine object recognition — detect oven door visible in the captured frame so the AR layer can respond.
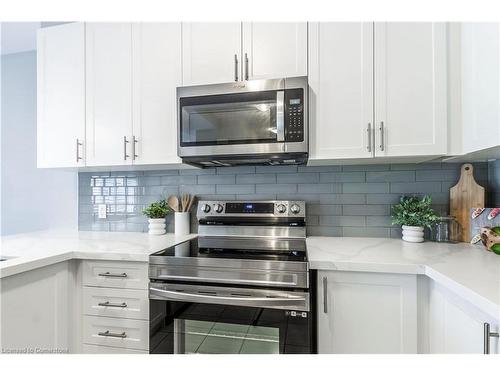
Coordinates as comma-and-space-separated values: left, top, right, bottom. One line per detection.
178, 89, 285, 157
149, 283, 312, 354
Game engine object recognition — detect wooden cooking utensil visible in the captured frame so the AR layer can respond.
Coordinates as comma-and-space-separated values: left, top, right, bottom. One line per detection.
450, 163, 485, 242
167, 195, 179, 212
185, 195, 197, 213
183, 194, 190, 212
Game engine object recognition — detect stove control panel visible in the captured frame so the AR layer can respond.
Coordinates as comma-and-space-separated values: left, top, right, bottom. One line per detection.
197, 200, 305, 218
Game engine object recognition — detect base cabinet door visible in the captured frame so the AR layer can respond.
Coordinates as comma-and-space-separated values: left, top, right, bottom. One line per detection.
317, 271, 417, 354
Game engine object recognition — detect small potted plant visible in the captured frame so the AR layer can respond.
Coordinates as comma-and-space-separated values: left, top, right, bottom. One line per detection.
142, 199, 172, 235
392, 195, 439, 243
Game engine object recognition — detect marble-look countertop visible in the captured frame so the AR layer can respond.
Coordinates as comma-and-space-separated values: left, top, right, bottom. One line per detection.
0, 230, 196, 279
306, 237, 500, 320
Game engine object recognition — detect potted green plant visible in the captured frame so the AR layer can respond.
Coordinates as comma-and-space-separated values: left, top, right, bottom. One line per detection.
392, 195, 439, 243
142, 199, 172, 235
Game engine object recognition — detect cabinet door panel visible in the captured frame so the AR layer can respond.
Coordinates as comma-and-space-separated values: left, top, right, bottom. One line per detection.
242, 22, 307, 80
309, 22, 374, 160
37, 23, 85, 167
182, 22, 241, 86
374, 22, 447, 157
461, 23, 500, 154
86, 23, 133, 166
132, 23, 182, 165
317, 271, 417, 354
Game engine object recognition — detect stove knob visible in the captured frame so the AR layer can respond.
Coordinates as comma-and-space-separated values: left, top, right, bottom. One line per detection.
214, 204, 224, 213
202, 204, 211, 213
276, 204, 287, 214
290, 204, 301, 214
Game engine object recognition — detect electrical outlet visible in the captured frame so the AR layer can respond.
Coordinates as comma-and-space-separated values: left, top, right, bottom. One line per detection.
98, 204, 107, 219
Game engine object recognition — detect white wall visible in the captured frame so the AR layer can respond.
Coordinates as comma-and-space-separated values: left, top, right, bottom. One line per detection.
0, 30, 78, 235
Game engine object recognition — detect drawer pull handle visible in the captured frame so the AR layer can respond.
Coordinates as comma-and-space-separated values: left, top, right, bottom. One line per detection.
97, 301, 128, 308
98, 272, 128, 278
97, 330, 127, 339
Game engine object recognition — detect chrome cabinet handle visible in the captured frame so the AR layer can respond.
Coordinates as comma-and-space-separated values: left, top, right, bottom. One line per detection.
379, 121, 385, 151
98, 330, 127, 339
97, 301, 128, 308
123, 136, 130, 160
132, 136, 138, 161
244, 52, 249, 80
234, 54, 239, 81
367, 123, 372, 153
322, 276, 328, 314
76, 139, 83, 163
98, 272, 128, 278
484, 323, 499, 354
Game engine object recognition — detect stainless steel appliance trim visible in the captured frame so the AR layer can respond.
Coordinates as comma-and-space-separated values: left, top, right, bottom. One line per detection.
276, 91, 285, 142
98, 272, 128, 278
153, 274, 298, 287
323, 276, 328, 314
484, 322, 500, 354
177, 77, 289, 97
123, 136, 129, 160
178, 143, 286, 157
97, 302, 128, 308
97, 330, 127, 338
234, 54, 238, 82
379, 121, 385, 151
197, 200, 306, 218
149, 283, 310, 311
367, 123, 372, 153
197, 225, 306, 239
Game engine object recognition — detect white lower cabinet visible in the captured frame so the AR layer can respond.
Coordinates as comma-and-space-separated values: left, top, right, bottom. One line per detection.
317, 271, 418, 354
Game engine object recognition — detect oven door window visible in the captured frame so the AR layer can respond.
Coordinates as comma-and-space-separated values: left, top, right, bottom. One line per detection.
180, 91, 280, 146
150, 301, 311, 354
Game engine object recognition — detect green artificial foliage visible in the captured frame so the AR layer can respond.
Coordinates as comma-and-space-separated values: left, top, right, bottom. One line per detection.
142, 199, 172, 219
391, 195, 439, 227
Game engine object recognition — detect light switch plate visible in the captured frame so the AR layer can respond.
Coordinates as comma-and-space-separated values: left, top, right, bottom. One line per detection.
98, 204, 107, 219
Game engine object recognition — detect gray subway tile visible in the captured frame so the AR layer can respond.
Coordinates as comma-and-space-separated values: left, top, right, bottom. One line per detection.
161, 175, 197, 185
390, 163, 442, 171
342, 205, 389, 216
416, 169, 459, 182
319, 194, 366, 204
217, 185, 254, 194
320, 172, 365, 183
320, 216, 364, 227
139, 176, 161, 186
237, 174, 276, 184
257, 184, 296, 193
198, 175, 235, 185
276, 193, 320, 203
366, 216, 396, 227
179, 167, 216, 175
307, 226, 342, 237
306, 215, 320, 225
343, 183, 389, 194
217, 166, 256, 174
390, 182, 442, 194
143, 169, 180, 176
307, 204, 342, 216
342, 227, 390, 238
236, 193, 277, 200
366, 171, 415, 182
366, 194, 402, 204
342, 164, 390, 172
299, 165, 342, 172
180, 184, 216, 194
298, 183, 340, 193
277, 173, 320, 184
256, 165, 298, 174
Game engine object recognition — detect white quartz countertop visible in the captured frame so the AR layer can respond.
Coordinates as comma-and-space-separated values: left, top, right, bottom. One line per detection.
306, 236, 500, 320
0, 230, 196, 279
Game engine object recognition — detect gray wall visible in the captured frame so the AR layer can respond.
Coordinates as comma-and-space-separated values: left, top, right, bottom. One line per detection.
488, 159, 500, 206
78, 162, 489, 238
1, 51, 78, 235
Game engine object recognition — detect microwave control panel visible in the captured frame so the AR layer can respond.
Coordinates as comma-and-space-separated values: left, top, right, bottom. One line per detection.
284, 89, 304, 142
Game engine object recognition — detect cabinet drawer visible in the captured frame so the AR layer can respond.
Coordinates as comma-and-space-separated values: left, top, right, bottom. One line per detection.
82, 260, 148, 290
83, 287, 148, 320
82, 344, 147, 354
83, 316, 149, 351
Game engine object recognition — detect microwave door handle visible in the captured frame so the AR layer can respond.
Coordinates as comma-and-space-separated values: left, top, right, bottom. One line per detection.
276, 91, 285, 142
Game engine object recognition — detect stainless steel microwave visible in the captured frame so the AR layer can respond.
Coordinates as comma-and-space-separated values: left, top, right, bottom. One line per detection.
177, 77, 308, 168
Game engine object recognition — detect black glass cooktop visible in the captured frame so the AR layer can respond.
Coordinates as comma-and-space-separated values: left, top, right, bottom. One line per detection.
151, 237, 307, 262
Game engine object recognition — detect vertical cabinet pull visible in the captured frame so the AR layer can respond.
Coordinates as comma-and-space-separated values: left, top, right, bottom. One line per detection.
244, 53, 249, 81
484, 323, 499, 354
76, 139, 83, 163
123, 136, 130, 160
132, 136, 138, 161
322, 276, 328, 314
234, 54, 239, 82
366, 123, 372, 153
379, 121, 385, 151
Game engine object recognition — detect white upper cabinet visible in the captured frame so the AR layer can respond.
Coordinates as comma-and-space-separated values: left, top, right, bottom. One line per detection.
85, 23, 133, 167
374, 22, 447, 157
317, 271, 418, 354
242, 22, 307, 80
37, 23, 85, 168
461, 23, 500, 154
182, 23, 242, 86
132, 23, 182, 165
309, 22, 374, 160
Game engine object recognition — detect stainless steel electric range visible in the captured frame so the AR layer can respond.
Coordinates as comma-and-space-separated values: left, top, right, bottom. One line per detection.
148, 200, 315, 354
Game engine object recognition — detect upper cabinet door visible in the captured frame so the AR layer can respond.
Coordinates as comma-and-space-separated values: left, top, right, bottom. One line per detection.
374, 22, 447, 157
132, 23, 182, 165
308, 22, 374, 160
37, 23, 85, 168
86, 23, 133, 167
461, 23, 500, 154
182, 22, 241, 86
242, 22, 307, 80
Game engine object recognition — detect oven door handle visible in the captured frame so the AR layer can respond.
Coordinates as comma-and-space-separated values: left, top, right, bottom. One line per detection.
153, 274, 297, 286
149, 287, 306, 307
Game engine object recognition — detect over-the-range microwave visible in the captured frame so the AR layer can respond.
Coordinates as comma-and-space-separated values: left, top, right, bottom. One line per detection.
176, 76, 308, 168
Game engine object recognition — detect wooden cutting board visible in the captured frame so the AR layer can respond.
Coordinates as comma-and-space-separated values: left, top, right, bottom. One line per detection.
450, 163, 485, 242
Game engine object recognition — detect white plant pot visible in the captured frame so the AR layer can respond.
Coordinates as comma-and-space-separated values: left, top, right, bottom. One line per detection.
402, 225, 425, 243
175, 212, 190, 236
148, 218, 166, 235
